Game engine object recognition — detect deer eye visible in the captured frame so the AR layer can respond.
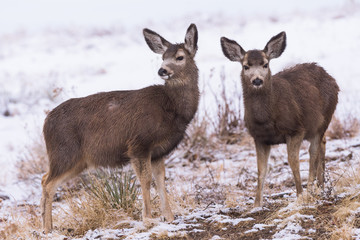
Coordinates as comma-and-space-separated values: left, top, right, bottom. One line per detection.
263, 63, 268, 68
244, 65, 249, 70
176, 56, 184, 61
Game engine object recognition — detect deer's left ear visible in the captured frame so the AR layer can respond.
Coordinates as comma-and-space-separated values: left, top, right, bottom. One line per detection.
184, 23, 198, 57
263, 31, 286, 59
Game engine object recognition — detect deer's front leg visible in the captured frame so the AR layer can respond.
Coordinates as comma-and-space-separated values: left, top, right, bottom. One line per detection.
254, 141, 271, 207
131, 157, 152, 220
152, 158, 174, 221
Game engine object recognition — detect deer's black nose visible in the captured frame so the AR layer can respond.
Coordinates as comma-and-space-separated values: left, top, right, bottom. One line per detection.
158, 68, 168, 76
252, 78, 263, 86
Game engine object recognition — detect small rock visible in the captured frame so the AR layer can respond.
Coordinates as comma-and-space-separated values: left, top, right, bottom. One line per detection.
3, 110, 11, 117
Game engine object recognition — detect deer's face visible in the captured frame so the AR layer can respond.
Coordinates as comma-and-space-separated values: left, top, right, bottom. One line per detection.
143, 24, 198, 86
220, 31, 286, 89
241, 50, 270, 88
158, 45, 188, 81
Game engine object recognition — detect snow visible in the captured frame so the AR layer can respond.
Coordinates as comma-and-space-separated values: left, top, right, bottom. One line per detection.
1, 0, 360, 239
355, 229, 360, 240
272, 222, 305, 240
210, 215, 255, 225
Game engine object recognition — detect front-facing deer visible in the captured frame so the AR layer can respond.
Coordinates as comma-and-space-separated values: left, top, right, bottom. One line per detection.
41, 24, 199, 233
221, 32, 339, 207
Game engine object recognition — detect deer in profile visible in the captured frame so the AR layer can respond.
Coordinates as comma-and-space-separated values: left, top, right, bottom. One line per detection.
220, 32, 339, 207
41, 24, 199, 233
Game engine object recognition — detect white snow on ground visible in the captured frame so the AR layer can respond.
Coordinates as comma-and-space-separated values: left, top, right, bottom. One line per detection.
1, 0, 360, 239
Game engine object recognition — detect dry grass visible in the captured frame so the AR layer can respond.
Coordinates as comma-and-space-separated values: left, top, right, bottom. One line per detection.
181, 68, 247, 162
330, 225, 353, 240
55, 168, 141, 236
16, 136, 48, 182
57, 177, 140, 237
327, 160, 360, 239
329, 159, 360, 196
327, 115, 360, 140
167, 184, 197, 215
265, 159, 360, 240
83, 168, 140, 211
211, 68, 245, 144
327, 194, 360, 240
182, 112, 217, 162
0, 204, 42, 240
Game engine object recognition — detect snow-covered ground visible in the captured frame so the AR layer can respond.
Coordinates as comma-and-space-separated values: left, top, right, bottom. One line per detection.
1, 0, 360, 239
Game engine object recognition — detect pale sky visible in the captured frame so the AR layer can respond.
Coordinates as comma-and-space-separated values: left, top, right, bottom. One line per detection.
0, 0, 351, 33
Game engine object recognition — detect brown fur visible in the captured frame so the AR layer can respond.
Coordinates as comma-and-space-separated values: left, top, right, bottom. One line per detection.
41, 24, 199, 233
221, 31, 339, 206
243, 63, 338, 145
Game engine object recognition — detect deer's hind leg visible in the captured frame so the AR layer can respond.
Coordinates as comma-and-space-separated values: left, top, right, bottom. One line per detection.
286, 133, 305, 196
308, 134, 326, 191
316, 135, 326, 187
41, 159, 87, 233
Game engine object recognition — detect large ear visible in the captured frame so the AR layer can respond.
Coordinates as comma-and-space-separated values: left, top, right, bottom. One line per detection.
220, 37, 245, 62
184, 23, 198, 57
143, 28, 171, 54
263, 31, 286, 59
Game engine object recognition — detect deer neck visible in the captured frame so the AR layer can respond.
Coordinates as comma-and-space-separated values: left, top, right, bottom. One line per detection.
165, 66, 199, 123
242, 78, 274, 123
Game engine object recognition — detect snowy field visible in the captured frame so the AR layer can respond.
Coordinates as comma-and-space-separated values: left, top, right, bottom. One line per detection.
1, 0, 360, 239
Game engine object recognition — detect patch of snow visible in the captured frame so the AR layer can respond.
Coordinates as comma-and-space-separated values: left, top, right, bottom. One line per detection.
244, 228, 258, 234
273, 222, 305, 240
354, 228, 360, 240
209, 214, 254, 226
211, 235, 223, 240
253, 223, 273, 230
250, 207, 270, 213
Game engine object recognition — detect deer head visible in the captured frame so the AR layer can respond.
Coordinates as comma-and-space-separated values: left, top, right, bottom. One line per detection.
143, 24, 198, 86
221, 32, 286, 89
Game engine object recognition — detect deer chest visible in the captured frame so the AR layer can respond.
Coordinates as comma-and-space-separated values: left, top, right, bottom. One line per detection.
245, 116, 286, 145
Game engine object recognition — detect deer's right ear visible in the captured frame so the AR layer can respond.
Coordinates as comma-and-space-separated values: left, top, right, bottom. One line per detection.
220, 37, 245, 62
143, 28, 171, 54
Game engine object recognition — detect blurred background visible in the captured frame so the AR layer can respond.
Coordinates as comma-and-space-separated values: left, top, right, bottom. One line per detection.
0, 0, 354, 34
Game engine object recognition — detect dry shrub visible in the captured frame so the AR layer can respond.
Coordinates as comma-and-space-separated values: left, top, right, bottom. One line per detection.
224, 187, 244, 208
167, 185, 196, 215
186, 113, 211, 149
333, 200, 360, 221
57, 169, 141, 237
83, 168, 140, 211
180, 104, 224, 163
212, 68, 245, 144
327, 115, 360, 140
181, 67, 247, 162
327, 196, 360, 240
330, 225, 353, 240
330, 163, 360, 195
16, 136, 48, 182
0, 204, 42, 240
323, 162, 360, 239
57, 190, 131, 237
